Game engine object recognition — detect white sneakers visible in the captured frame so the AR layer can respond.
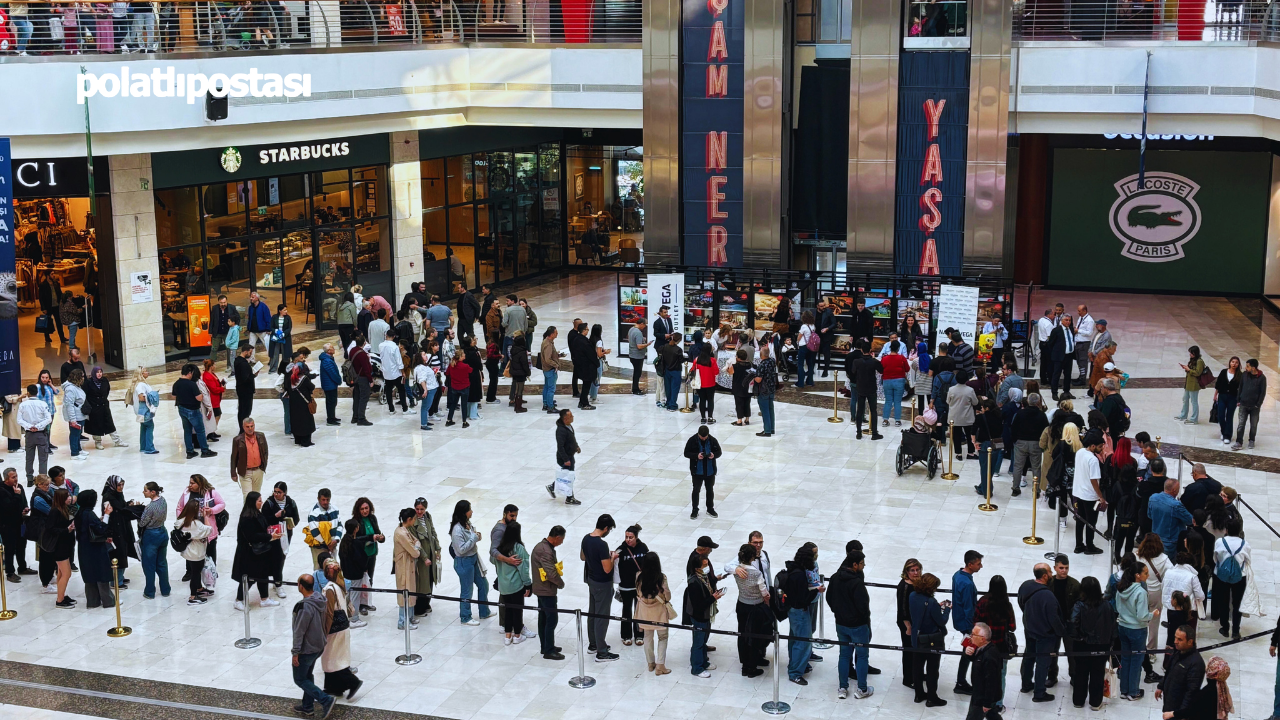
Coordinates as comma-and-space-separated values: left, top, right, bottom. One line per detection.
275, 585, 288, 599
234, 600, 245, 611
512, 634, 526, 644
71, 454, 89, 462
462, 618, 480, 626
349, 617, 368, 628
42, 584, 57, 594
261, 598, 280, 607
521, 626, 536, 639
853, 687, 874, 699
504, 636, 512, 645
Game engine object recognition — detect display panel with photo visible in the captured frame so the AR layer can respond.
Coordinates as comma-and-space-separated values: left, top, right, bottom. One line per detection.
719, 291, 750, 330
898, 299, 930, 336
684, 287, 715, 341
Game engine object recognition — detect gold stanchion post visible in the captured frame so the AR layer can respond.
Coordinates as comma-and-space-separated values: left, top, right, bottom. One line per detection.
1023, 476, 1045, 545
681, 362, 695, 413
978, 447, 998, 512
1156, 435, 1162, 452
941, 421, 959, 480
0, 543, 14, 620
107, 558, 131, 637
827, 370, 843, 423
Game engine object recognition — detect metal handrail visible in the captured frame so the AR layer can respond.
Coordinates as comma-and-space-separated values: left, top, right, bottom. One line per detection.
1011, 0, 1276, 42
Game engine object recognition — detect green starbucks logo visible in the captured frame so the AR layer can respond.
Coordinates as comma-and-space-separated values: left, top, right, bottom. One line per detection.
1108, 172, 1201, 263
220, 147, 242, 174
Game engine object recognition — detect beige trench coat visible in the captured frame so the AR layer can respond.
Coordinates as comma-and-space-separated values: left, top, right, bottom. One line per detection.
393, 526, 421, 607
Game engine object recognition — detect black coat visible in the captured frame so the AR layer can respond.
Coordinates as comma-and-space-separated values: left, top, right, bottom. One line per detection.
683, 434, 722, 476
338, 531, 372, 580
845, 352, 883, 396
232, 513, 282, 583
458, 291, 481, 325
852, 308, 874, 341
970, 644, 1006, 707
38, 278, 62, 312
75, 508, 114, 584
262, 495, 300, 542
234, 355, 257, 394
567, 331, 597, 375
101, 487, 139, 568
1070, 599, 1116, 645
509, 337, 531, 380
556, 423, 580, 470
825, 567, 870, 627
0, 483, 28, 541
83, 378, 117, 436
1161, 649, 1206, 712
1017, 580, 1065, 640
464, 346, 484, 403
211, 303, 241, 337
269, 314, 293, 357
1046, 325, 1073, 362
288, 375, 316, 440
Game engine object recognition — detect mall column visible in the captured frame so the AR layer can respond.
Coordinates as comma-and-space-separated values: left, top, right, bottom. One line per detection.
110, 154, 166, 369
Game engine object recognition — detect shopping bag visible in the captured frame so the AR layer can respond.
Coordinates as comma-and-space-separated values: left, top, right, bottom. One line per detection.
554, 467, 575, 497
1103, 663, 1116, 698
33, 314, 52, 334
201, 557, 219, 591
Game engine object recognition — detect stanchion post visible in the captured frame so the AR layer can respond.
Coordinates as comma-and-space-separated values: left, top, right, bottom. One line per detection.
827, 370, 843, 423
978, 447, 998, 512
1023, 476, 1045, 545
0, 543, 14, 620
1045, 494, 1061, 561
813, 592, 832, 650
234, 576, 261, 648
1156, 435, 1161, 452
941, 421, 959, 480
761, 627, 791, 715
106, 558, 131, 637
395, 589, 422, 665
568, 608, 596, 688
681, 361, 695, 413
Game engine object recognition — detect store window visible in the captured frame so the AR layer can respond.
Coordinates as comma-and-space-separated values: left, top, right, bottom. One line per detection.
904, 0, 969, 47
566, 145, 644, 266
153, 165, 392, 360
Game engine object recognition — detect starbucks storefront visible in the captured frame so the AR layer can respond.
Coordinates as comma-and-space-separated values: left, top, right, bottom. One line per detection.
151, 134, 392, 360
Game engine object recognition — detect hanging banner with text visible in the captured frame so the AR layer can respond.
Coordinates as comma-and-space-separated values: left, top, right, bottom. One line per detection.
681, 0, 744, 267
645, 273, 686, 362
893, 51, 970, 277
0, 139, 17, 397
934, 284, 980, 346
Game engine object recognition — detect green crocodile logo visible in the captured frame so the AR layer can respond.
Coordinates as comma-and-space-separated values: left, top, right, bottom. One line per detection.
1127, 204, 1183, 229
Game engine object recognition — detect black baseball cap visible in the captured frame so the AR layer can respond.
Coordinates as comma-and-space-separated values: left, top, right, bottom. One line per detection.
697, 535, 719, 549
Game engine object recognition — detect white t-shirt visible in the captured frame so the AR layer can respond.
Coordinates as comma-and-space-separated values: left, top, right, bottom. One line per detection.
798, 324, 815, 348
134, 380, 153, 406
1073, 447, 1102, 501
378, 340, 403, 380
413, 363, 438, 391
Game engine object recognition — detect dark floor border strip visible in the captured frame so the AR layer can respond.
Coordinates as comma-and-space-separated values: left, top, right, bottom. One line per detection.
0, 660, 446, 720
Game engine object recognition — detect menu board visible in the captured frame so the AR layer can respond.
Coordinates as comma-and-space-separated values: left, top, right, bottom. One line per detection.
186, 295, 211, 348
618, 284, 647, 356
935, 284, 980, 345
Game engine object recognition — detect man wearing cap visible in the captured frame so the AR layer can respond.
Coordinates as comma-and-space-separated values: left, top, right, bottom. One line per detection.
1088, 319, 1112, 363
690, 535, 723, 655
1072, 430, 1108, 555
684, 425, 722, 519
1074, 305, 1095, 384
951, 550, 984, 694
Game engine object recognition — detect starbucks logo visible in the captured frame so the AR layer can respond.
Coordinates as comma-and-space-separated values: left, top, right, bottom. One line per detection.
1108, 171, 1201, 263
220, 147, 242, 174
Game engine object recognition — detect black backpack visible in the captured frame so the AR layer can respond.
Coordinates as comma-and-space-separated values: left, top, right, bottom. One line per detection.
769, 569, 791, 621
170, 526, 193, 553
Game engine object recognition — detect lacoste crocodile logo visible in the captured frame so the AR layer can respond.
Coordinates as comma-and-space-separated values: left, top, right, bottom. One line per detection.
1108, 172, 1201, 262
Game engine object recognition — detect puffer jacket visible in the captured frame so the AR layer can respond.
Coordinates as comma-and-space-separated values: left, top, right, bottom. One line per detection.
61, 382, 86, 423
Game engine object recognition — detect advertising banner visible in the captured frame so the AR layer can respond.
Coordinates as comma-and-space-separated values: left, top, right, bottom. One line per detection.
681, 0, 744, 267
186, 295, 211, 348
1047, 149, 1271, 294
0, 139, 16, 397
893, 51, 970, 277
646, 273, 685, 361
935, 284, 980, 345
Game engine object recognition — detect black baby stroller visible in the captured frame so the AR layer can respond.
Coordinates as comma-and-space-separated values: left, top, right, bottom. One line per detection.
895, 417, 941, 479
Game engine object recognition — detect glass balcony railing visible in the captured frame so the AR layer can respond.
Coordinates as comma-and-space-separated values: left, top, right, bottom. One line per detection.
1013, 0, 1280, 42
0, 0, 640, 57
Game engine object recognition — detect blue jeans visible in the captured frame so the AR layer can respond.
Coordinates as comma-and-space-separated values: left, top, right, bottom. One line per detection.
787, 607, 813, 680
453, 554, 491, 622
758, 394, 775, 433
796, 346, 814, 386
691, 619, 710, 673
1273, 650, 1280, 718
1179, 388, 1200, 423
977, 440, 1003, 494
138, 418, 156, 452
139, 527, 171, 598
664, 369, 682, 410
882, 378, 905, 421
837, 624, 871, 691
292, 652, 332, 711
542, 368, 557, 410
68, 425, 83, 456
177, 406, 209, 453
67, 323, 79, 350
13, 18, 31, 52
421, 388, 437, 427
591, 365, 602, 401
1118, 626, 1147, 697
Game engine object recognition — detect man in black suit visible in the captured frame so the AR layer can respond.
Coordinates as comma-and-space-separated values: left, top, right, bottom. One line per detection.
233, 344, 259, 427
1045, 315, 1076, 401
852, 298, 875, 349
651, 306, 674, 408
817, 299, 838, 377
567, 323, 597, 410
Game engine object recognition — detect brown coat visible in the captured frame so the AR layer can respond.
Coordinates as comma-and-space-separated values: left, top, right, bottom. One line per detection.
1089, 346, 1114, 390
393, 525, 421, 607
230, 432, 269, 478
530, 538, 564, 597
540, 337, 565, 372
484, 303, 503, 339
633, 572, 673, 628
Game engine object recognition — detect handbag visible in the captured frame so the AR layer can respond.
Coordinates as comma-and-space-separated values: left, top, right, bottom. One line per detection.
1209, 403, 1218, 424
328, 606, 350, 633
554, 467, 575, 498
250, 540, 272, 554
34, 314, 53, 334
214, 508, 230, 532
306, 397, 317, 414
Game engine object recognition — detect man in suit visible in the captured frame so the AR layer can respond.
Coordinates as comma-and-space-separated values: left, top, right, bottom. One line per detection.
233, 344, 259, 427
817, 299, 838, 377
852, 298, 875, 349
1045, 314, 1076, 401
457, 289, 481, 342
37, 273, 66, 343
567, 323, 597, 410
651, 306, 675, 408
1036, 309, 1055, 384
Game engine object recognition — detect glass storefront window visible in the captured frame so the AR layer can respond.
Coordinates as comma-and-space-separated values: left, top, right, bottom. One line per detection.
447, 155, 472, 204
422, 158, 447, 210
904, 0, 969, 46
203, 182, 249, 240
155, 187, 201, 247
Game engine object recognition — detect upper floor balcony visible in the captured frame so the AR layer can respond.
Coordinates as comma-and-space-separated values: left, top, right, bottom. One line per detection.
0, 0, 639, 57
1012, 0, 1280, 43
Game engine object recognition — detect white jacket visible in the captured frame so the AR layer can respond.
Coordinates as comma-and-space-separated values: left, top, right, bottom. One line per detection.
1161, 563, 1205, 615
1139, 553, 1172, 608
175, 518, 213, 562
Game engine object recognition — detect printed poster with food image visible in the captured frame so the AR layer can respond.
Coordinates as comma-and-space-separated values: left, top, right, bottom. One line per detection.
684, 287, 715, 340
617, 285, 647, 355
753, 293, 786, 330
719, 291, 750, 330
186, 295, 211, 348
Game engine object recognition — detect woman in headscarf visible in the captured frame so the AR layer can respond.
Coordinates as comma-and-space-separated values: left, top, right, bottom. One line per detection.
686, 330, 706, 364
910, 341, 932, 415
410, 497, 442, 619
231, 491, 283, 611
74, 488, 116, 609
101, 475, 139, 589
288, 347, 317, 447
83, 366, 126, 449
1161, 656, 1232, 719
320, 559, 363, 700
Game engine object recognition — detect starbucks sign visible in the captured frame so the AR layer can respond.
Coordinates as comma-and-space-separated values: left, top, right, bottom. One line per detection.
1047, 149, 1270, 295
1108, 172, 1202, 262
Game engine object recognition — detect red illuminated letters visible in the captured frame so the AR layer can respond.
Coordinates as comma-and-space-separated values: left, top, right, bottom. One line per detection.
924, 99, 946, 141
706, 64, 728, 98
917, 97, 945, 275
706, 131, 727, 171
702, 0, 732, 266
708, 226, 729, 265
708, 22, 727, 61
707, 176, 728, 221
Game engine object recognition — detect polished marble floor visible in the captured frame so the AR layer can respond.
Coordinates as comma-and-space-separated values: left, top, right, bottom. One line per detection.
2, 276, 1278, 720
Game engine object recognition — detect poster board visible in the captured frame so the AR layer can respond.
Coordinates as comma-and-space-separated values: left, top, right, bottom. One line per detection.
684, 285, 714, 342
645, 273, 685, 361
718, 290, 750, 331
618, 283, 647, 357
934, 284, 979, 345
186, 295, 211, 348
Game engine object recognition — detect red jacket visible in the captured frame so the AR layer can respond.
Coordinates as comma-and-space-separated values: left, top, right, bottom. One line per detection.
880, 353, 910, 381
202, 371, 225, 408
446, 362, 472, 391
351, 346, 373, 380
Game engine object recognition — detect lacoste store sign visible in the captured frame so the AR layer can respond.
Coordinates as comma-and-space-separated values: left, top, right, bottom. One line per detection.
152, 134, 388, 189
1047, 149, 1270, 294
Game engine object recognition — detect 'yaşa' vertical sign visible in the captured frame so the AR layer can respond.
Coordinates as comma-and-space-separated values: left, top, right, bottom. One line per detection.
682, 0, 744, 267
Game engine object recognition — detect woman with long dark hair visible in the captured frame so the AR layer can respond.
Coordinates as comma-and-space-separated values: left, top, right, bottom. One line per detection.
177, 474, 226, 566
262, 481, 300, 599
1213, 356, 1242, 444
1136, 532, 1172, 683
1070, 576, 1115, 710
174, 498, 213, 605
485, 331, 503, 404
693, 343, 719, 424
74, 488, 115, 609
589, 323, 608, 404
449, 499, 491, 624
288, 347, 317, 447
685, 552, 718, 677
973, 574, 1015, 710
899, 313, 924, 349
46, 488, 77, 608
1176, 345, 1206, 424
796, 310, 817, 387
495, 520, 532, 645
634, 552, 672, 675
615, 524, 648, 645
349, 497, 385, 616
730, 348, 754, 426
1115, 561, 1156, 699
231, 491, 283, 611
463, 336, 485, 420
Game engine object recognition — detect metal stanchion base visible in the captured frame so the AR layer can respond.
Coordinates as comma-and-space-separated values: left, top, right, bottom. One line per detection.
0, 610, 15, 620
826, 417, 843, 423
107, 626, 133, 638
1044, 550, 1058, 561
396, 653, 423, 665
761, 700, 791, 715
234, 637, 261, 649
941, 473, 959, 480
568, 676, 596, 689
977, 503, 998, 512
679, 407, 695, 414
1022, 536, 1045, 545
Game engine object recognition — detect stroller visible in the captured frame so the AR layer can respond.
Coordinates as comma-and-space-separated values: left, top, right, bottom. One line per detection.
895, 414, 941, 479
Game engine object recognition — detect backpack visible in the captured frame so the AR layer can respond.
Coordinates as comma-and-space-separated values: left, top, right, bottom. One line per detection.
170, 526, 193, 553
1215, 539, 1244, 584
1112, 393, 1132, 433
931, 371, 956, 415
769, 569, 791, 621
805, 328, 820, 352
341, 358, 356, 386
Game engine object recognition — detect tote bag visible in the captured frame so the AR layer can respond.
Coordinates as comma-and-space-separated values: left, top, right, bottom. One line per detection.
554, 467, 575, 498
